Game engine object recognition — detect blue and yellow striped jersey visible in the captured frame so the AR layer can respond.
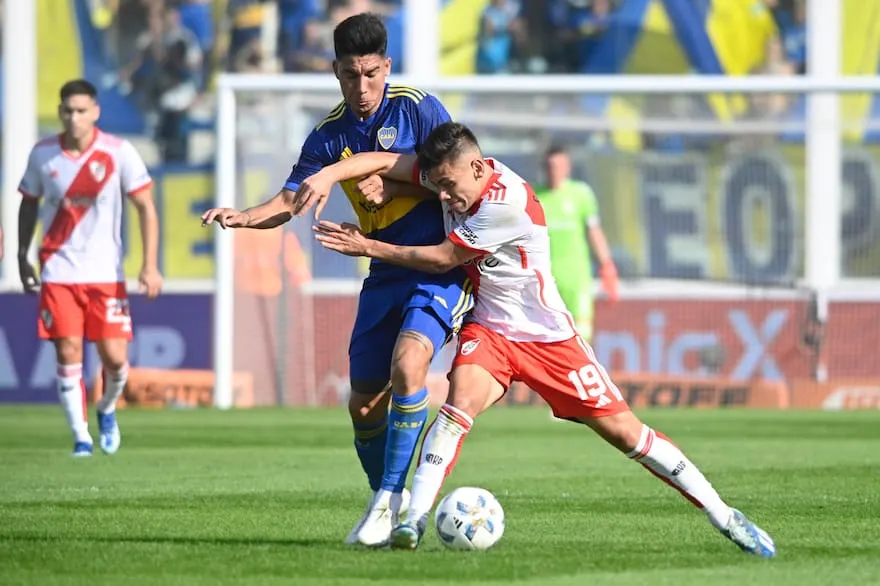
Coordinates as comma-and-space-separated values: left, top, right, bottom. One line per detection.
284, 84, 451, 281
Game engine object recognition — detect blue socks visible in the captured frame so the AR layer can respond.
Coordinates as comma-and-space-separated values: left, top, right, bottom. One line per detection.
353, 415, 388, 492
353, 389, 430, 493
381, 388, 430, 492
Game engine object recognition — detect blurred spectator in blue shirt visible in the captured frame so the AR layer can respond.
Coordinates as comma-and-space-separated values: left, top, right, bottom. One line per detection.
179, 0, 214, 55
278, 0, 321, 64
119, 4, 202, 105
549, 0, 611, 73
226, 0, 269, 71
156, 36, 198, 162
773, 0, 806, 73
178, 0, 214, 90
384, 6, 404, 74
476, 0, 524, 74
286, 19, 335, 72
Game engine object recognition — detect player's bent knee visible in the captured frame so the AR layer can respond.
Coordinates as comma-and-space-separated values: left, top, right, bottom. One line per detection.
390, 332, 433, 395
349, 398, 389, 423
447, 365, 505, 419
102, 355, 128, 372
96, 338, 129, 371
348, 380, 391, 422
446, 388, 496, 420
54, 338, 83, 365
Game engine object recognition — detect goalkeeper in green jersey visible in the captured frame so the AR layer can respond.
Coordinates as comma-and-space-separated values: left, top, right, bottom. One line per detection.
535, 145, 619, 342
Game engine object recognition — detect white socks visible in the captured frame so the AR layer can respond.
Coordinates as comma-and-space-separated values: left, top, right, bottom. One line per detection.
371, 489, 407, 524
404, 413, 732, 533
407, 404, 473, 526
57, 363, 90, 444
627, 424, 732, 530
97, 362, 129, 414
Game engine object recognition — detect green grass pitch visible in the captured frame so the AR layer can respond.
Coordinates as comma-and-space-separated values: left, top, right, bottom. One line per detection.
1, 406, 879, 586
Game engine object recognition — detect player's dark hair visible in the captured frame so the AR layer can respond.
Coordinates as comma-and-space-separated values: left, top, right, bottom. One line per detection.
545, 143, 569, 159
59, 79, 98, 102
418, 122, 482, 173
333, 13, 387, 59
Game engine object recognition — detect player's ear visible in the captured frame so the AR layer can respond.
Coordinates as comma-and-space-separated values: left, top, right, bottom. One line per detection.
332, 60, 340, 79
471, 158, 485, 180
384, 56, 392, 74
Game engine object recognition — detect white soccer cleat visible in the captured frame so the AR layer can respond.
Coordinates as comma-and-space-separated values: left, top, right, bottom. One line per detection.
356, 488, 411, 547
721, 509, 777, 558
345, 492, 376, 545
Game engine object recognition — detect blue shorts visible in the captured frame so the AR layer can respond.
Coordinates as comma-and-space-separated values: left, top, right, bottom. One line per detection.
349, 271, 474, 386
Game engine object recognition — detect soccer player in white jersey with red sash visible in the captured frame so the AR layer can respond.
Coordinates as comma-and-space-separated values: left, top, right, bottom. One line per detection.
295, 122, 776, 557
17, 79, 163, 457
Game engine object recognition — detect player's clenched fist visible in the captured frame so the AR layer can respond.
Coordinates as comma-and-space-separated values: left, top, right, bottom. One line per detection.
201, 208, 250, 229
138, 266, 163, 300
356, 175, 393, 208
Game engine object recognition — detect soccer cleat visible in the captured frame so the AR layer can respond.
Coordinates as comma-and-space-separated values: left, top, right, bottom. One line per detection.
97, 410, 121, 455
389, 521, 425, 550
345, 492, 376, 545
721, 508, 776, 558
356, 488, 411, 547
72, 441, 93, 457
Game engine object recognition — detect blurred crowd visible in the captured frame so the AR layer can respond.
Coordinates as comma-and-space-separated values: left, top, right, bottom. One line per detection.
97, 0, 808, 78
76, 0, 810, 163
476, 0, 805, 75
91, 0, 403, 161
99, 0, 404, 79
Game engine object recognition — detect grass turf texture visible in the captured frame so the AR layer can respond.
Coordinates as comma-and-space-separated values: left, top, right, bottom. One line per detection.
1, 407, 878, 586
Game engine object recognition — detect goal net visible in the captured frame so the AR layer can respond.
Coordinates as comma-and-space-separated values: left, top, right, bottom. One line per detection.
214, 75, 880, 409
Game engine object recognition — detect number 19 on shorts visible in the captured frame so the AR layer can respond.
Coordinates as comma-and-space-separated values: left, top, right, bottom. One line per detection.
567, 364, 624, 407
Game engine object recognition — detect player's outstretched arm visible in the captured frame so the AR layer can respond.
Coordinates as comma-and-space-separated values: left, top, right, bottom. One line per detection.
17, 198, 40, 294
314, 220, 478, 273
130, 188, 164, 299
293, 153, 420, 218
354, 176, 437, 209
201, 190, 294, 230
323, 152, 418, 187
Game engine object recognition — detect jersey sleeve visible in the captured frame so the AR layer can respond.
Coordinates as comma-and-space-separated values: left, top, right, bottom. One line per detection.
415, 94, 452, 148
449, 202, 532, 255
120, 140, 153, 195
411, 160, 439, 192
283, 129, 333, 192
580, 182, 600, 227
18, 146, 44, 199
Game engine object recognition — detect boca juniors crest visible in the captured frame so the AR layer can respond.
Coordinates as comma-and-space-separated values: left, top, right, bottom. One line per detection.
377, 127, 397, 150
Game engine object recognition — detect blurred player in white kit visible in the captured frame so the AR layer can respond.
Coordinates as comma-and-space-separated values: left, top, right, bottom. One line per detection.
17, 79, 163, 456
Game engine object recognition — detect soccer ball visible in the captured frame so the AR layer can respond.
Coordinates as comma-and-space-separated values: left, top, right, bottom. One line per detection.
434, 487, 505, 551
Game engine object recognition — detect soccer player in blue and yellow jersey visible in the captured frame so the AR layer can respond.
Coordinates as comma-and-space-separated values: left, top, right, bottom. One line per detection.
201, 13, 472, 547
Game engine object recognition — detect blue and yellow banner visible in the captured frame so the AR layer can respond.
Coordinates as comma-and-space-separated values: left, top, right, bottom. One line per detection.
585, 144, 880, 283
36, 0, 82, 127
122, 165, 216, 279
